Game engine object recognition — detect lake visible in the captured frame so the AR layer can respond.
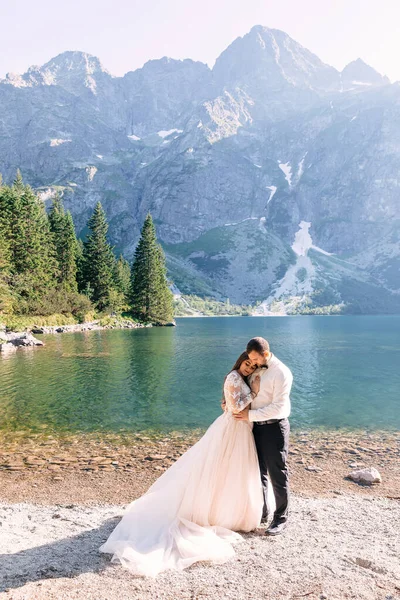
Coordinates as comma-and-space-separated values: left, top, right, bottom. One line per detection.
0, 316, 399, 435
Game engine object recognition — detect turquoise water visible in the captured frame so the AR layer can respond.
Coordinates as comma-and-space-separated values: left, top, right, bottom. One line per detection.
0, 316, 399, 434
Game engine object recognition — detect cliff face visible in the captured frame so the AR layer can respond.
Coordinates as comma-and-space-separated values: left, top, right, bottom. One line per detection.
1, 27, 399, 312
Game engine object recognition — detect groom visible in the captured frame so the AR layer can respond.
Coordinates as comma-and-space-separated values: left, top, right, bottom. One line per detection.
234, 337, 293, 536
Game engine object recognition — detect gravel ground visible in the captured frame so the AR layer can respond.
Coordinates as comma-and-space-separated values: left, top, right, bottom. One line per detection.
1, 431, 399, 599
0, 496, 399, 600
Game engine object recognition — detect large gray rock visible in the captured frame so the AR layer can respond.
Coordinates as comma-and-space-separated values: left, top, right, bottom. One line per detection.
0, 342, 17, 354
3, 332, 45, 347
347, 468, 382, 485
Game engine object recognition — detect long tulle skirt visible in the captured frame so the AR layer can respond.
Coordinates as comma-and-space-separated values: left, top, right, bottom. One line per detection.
100, 413, 271, 576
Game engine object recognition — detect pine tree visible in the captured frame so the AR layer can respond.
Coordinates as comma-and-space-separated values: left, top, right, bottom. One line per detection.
75, 238, 87, 294
128, 214, 174, 323
82, 202, 115, 310
48, 196, 78, 292
48, 195, 65, 285
0, 222, 13, 314
113, 254, 131, 296
62, 211, 79, 292
154, 244, 174, 321
0, 176, 12, 312
0, 173, 94, 318
4, 173, 57, 305
0, 179, 16, 241
13, 169, 24, 192
48, 196, 65, 249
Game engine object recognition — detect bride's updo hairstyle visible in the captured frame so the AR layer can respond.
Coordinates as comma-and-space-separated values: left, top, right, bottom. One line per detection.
221, 352, 251, 406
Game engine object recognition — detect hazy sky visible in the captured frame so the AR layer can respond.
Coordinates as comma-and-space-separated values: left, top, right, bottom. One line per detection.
2, 0, 400, 81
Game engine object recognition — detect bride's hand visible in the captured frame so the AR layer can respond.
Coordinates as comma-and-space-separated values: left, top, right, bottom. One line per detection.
250, 375, 260, 396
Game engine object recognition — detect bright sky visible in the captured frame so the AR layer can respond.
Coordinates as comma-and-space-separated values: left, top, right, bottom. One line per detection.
2, 0, 400, 81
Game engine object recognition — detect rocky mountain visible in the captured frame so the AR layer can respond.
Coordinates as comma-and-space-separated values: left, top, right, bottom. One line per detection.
0, 25, 399, 313
341, 58, 390, 90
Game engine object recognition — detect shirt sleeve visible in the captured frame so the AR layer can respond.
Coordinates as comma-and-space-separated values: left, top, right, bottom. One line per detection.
223, 372, 254, 414
248, 367, 292, 422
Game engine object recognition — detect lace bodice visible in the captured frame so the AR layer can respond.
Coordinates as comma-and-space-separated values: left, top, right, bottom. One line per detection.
223, 370, 254, 414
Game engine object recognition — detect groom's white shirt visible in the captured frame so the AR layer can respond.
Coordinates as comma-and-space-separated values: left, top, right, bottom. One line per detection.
248, 353, 293, 422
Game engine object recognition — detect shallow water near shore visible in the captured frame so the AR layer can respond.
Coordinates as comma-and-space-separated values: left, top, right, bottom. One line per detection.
0, 316, 399, 435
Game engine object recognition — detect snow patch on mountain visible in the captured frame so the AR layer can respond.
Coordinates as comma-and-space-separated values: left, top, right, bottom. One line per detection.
157, 129, 183, 138
267, 186, 277, 204
128, 134, 141, 141
311, 244, 334, 256
50, 138, 71, 147
352, 80, 373, 86
278, 161, 292, 187
297, 153, 308, 182
253, 221, 317, 315
292, 220, 312, 255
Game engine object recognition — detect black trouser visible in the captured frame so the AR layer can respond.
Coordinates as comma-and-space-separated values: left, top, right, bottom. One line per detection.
253, 418, 290, 523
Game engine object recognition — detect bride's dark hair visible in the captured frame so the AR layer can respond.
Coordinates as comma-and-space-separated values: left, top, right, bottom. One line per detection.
229, 352, 251, 377
221, 351, 251, 405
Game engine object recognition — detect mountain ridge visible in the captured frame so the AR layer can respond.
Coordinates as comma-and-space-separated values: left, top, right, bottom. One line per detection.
0, 26, 399, 314
2, 27, 388, 91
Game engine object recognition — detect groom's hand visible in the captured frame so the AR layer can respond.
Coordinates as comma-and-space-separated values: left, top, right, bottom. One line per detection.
233, 406, 250, 421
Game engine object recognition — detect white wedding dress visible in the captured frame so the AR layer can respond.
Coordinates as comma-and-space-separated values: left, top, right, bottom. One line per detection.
100, 370, 272, 576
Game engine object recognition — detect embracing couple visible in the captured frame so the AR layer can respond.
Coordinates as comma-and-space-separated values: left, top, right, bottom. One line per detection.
100, 336, 293, 577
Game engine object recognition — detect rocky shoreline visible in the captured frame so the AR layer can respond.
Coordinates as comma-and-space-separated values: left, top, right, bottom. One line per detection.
0, 429, 398, 505
0, 318, 178, 354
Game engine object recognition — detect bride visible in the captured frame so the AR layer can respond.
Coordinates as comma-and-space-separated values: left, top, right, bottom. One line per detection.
100, 352, 273, 576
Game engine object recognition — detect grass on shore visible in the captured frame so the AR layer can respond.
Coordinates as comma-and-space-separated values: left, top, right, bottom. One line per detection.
0, 311, 144, 332
1, 313, 81, 331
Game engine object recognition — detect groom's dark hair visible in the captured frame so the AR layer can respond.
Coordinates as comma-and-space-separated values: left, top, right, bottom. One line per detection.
246, 337, 270, 354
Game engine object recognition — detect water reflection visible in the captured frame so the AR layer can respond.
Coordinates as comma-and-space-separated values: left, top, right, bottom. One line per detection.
282, 317, 322, 428
0, 316, 399, 434
124, 328, 176, 429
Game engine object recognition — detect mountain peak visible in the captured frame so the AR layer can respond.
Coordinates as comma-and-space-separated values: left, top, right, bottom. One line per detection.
140, 56, 209, 73
1, 50, 110, 92
213, 25, 339, 95
341, 58, 389, 88
41, 50, 107, 75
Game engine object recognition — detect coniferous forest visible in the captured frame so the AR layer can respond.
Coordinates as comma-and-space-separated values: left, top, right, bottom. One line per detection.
0, 172, 174, 326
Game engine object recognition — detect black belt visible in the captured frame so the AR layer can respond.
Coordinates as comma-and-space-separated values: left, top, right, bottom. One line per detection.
253, 418, 283, 426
